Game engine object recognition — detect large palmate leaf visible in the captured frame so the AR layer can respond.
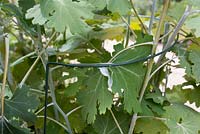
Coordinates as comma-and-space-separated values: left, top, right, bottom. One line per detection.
25, 4, 47, 25
93, 110, 131, 134
0, 118, 31, 134
109, 44, 152, 113
168, 1, 186, 21
77, 70, 113, 123
64, 67, 88, 97
145, 90, 167, 105
85, 0, 131, 15
166, 84, 200, 107
3, 85, 40, 123
177, 43, 200, 82
40, 0, 94, 33
162, 104, 200, 134
135, 118, 168, 134
107, 0, 131, 15
185, 16, 200, 37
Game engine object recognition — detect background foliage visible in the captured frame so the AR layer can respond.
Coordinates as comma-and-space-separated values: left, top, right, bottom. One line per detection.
0, 0, 200, 134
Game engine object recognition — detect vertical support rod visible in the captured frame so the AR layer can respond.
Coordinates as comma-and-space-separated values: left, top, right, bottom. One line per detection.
44, 63, 49, 134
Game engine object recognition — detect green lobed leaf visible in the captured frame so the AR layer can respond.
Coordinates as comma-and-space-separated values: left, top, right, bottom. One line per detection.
64, 68, 88, 97
77, 69, 113, 123
145, 90, 167, 105
162, 104, 200, 134
25, 4, 47, 25
0, 118, 31, 134
93, 110, 131, 134
46, 120, 66, 134
185, 16, 200, 38
174, 42, 193, 77
40, 0, 94, 33
166, 84, 200, 107
142, 100, 165, 116
184, 87, 200, 107
107, 0, 131, 15
85, 0, 131, 15
166, 85, 188, 103
83, 0, 106, 10
188, 44, 200, 82
59, 36, 85, 52
3, 85, 40, 123
135, 118, 168, 134
109, 44, 152, 113
168, 1, 186, 21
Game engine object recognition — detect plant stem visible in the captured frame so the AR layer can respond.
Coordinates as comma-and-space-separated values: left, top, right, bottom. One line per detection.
36, 103, 54, 115
156, 5, 192, 64
109, 42, 153, 62
19, 32, 56, 87
128, 1, 170, 133
121, 16, 137, 39
148, 0, 157, 34
19, 56, 40, 88
49, 70, 73, 134
149, 56, 177, 80
130, 0, 148, 34
137, 116, 167, 121
47, 70, 60, 120
66, 106, 83, 117
10, 52, 36, 67
124, 15, 131, 48
109, 109, 124, 134
1, 35, 9, 134
37, 116, 69, 132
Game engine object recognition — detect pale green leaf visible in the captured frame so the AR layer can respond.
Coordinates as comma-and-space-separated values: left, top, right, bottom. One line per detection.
168, 2, 186, 21
107, 0, 131, 15
84, 0, 106, 10
188, 0, 200, 8
145, 90, 167, 105
85, 0, 131, 15
40, 0, 94, 33
25, 4, 47, 25
162, 104, 200, 134
59, 36, 84, 52
185, 16, 200, 37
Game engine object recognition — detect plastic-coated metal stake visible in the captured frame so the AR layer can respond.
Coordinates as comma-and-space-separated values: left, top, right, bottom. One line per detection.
44, 64, 49, 134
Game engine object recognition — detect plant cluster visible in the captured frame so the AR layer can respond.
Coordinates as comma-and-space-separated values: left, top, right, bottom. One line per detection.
0, 0, 200, 134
